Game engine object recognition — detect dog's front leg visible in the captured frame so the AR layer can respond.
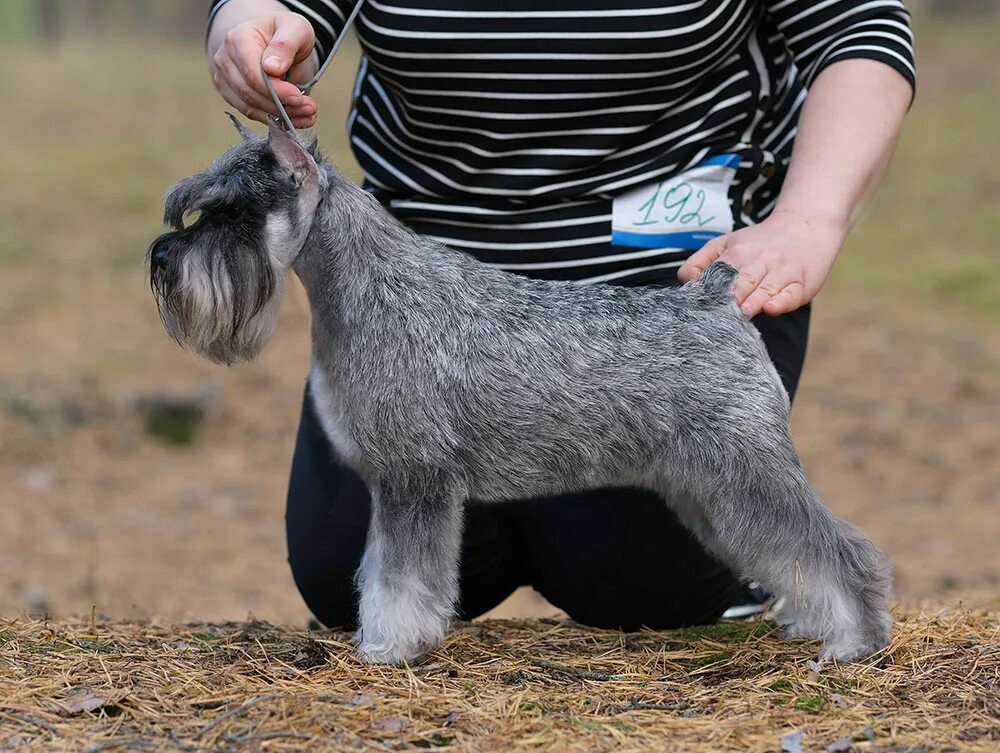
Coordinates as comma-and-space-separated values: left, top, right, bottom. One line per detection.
354, 474, 464, 665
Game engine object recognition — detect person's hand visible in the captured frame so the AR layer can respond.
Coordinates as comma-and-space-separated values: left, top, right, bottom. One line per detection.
210, 11, 319, 128
677, 209, 847, 318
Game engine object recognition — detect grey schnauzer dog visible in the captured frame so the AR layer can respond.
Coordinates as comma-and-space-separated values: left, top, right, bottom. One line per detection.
148, 117, 892, 665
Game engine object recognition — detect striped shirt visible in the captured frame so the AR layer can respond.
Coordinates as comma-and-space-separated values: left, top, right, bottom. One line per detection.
208, 0, 915, 285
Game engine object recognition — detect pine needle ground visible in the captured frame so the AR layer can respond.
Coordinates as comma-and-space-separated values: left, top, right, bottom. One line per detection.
1, 606, 997, 752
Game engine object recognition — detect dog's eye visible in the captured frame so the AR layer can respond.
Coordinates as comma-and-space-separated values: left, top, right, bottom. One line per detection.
182, 203, 241, 228
221, 204, 246, 221
204, 202, 249, 224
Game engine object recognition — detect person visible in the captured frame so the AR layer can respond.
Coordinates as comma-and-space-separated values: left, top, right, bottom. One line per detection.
205, 0, 914, 631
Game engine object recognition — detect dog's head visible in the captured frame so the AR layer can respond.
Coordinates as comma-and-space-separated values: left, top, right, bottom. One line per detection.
147, 115, 324, 365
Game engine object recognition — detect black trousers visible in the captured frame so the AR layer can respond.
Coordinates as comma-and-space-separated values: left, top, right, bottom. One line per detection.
286, 299, 811, 632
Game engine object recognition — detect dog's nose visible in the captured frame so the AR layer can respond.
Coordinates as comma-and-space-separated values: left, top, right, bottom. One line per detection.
148, 235, 174, 272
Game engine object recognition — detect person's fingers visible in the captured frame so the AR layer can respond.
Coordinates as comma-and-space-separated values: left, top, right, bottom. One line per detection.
262, 13, 316, 78
222, 53, 318, 122
287, 103, 318, 119
215, 78, 272, 123
215, 76, 315, 127
260, 82, 317, 117
212, 53, 255, 114
288, 57, 317, 88
270, 77, 312, 104
729, 257, 770, 306
231, 46, 318, 115
738, 269, 786, 318
291, 114, 318, 129
229, 46, 301, 107
677, 235, 727, 282
268, 77, 320, 120
260, 73, 319, 123
217, 25, 266, 92
210, 15, 319, 124
219, 52, 289, 113
761, 283, 806, 316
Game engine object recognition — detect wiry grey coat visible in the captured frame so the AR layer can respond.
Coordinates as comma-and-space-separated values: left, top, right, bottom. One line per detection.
148, 119, 892, 665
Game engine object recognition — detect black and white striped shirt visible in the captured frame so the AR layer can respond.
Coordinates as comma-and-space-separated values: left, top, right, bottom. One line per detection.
209, 0, 915, 284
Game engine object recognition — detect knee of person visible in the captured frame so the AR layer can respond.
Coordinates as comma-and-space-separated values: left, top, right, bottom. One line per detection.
552, 586, 737, 632
532, 556, 744, 632
287, 549, 360, 631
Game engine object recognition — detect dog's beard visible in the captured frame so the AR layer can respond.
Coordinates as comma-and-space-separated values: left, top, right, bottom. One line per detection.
149, 231, 283, 366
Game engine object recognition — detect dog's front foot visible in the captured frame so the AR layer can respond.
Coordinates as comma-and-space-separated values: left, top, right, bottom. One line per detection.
354, 632, 435, 665
355, 578, 453, 665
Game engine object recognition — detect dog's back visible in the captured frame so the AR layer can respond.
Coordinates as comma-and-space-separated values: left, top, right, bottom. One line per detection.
323, 246, 770, 501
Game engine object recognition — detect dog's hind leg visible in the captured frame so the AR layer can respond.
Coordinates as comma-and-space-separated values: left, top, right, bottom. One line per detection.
354, 471, 464, 665
663, 439, 892, 662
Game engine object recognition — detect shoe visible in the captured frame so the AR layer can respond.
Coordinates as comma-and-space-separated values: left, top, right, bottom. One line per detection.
721, 582, 776, 620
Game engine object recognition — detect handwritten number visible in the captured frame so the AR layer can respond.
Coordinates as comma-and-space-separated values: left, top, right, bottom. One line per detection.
633, 182, 662, 226
680, 189, 715, 226
662, 182, 693, 223
630, 180, 716, 228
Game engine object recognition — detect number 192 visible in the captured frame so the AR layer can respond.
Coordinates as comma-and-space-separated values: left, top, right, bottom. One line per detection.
632, 180, 715, 228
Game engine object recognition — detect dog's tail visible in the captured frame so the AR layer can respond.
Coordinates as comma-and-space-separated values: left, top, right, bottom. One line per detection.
692, 261, 738, 305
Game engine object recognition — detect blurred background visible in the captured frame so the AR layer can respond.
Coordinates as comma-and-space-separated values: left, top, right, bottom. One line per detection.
0, 0, 997, 627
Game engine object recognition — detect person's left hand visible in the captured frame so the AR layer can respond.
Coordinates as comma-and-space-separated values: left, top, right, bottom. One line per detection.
677, 209, 847, 318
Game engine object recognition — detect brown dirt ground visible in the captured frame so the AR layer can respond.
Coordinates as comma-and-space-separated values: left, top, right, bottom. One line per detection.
0, 23, 997, 632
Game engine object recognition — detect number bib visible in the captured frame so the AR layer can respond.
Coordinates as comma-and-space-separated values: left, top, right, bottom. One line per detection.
611, 154, 739, 249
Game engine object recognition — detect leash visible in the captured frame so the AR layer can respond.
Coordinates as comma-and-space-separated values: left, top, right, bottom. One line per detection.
261, 0, 366, 136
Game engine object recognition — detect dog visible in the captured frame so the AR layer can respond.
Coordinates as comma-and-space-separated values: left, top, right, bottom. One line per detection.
147, 117, 892, 665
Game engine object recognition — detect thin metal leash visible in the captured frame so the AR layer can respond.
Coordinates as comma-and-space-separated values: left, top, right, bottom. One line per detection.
261, 0, 366, 136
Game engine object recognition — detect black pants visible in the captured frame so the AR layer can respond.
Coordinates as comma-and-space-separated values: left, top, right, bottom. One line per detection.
286, 301, 811, 631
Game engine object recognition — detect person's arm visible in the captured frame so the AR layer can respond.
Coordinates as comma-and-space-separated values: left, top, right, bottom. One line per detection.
678, 60, 911, 317
678, 0, 915, 318
207, 0, 320, 128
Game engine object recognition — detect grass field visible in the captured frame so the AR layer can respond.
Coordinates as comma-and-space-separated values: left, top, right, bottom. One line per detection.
0, 10, 998, 752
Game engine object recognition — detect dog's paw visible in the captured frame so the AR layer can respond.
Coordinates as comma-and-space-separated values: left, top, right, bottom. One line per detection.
355, 641, 410, 666
356, 575, 453, 666
819, 616, 892, 663
354, 630, 434, 665
818, 636, 880, 663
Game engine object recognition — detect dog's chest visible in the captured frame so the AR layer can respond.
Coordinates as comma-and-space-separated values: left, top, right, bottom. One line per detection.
308, 367, 363, 465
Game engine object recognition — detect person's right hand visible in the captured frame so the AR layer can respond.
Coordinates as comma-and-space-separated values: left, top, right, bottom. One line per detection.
210, 11, 319, 128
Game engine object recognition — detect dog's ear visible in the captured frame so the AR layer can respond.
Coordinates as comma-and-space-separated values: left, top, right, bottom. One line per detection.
226, 112, 256, 142
267, 119, 315, 187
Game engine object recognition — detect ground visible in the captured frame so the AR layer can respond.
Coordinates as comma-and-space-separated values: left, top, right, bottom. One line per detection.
0, 11, 998, 753
2, 608, 998, 752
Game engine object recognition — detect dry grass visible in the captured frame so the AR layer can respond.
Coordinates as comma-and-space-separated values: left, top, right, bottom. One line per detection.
1, 608, 997, 752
